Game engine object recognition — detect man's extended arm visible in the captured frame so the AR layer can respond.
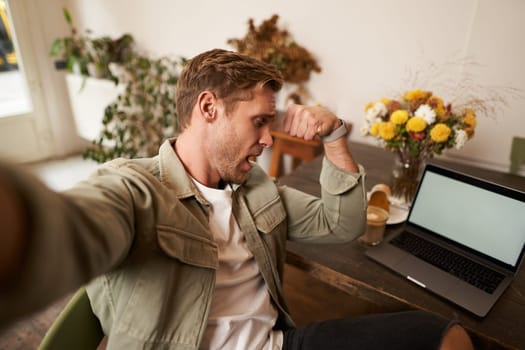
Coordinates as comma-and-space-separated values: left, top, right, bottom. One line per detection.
0, 162, 135, 326
0, 169, 28, 285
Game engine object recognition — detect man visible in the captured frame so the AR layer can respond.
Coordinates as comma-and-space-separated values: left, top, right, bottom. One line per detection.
0, 49, 472, 349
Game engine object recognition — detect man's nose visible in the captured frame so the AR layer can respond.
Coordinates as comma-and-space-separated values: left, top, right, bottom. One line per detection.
260, 125, 273, 148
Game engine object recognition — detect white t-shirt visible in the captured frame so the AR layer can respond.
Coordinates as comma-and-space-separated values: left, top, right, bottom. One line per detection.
192, 180, 283, 350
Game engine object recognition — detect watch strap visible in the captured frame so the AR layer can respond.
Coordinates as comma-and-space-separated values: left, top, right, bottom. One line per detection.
321, 119, 348, 143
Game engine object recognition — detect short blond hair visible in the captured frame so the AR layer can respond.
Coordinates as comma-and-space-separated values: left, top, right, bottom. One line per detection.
175, 49, 283, 131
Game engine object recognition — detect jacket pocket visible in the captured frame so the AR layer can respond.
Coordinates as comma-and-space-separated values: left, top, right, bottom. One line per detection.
252, 198, 287, 234
157, 225, 218, 269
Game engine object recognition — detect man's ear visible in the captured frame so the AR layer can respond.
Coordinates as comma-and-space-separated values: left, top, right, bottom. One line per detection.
197, 91, 217, 122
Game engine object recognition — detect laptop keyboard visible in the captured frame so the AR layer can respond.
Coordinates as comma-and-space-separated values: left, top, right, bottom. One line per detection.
390, 231, 505, 294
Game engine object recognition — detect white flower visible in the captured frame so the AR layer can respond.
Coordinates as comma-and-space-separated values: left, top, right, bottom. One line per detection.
376, 102, 388, 116
414, 104, 436, 125
365, 102, 387, 123
360, 124, 370, 136
454, 129, 468, 149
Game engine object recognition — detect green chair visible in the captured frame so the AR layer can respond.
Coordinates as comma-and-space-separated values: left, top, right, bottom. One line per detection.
39, 287, 104, 350
510, 136, 525, 175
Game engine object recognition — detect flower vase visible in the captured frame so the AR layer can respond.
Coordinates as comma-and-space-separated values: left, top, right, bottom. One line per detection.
391, 152, 427, 205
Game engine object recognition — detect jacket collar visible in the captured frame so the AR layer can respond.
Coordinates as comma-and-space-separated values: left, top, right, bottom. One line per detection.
158, 138, 210, 205
158, 138, 246, 202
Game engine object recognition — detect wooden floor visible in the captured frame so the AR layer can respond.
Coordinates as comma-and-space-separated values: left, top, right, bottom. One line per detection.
0, 294, 71, 350
0, 264, 382, 349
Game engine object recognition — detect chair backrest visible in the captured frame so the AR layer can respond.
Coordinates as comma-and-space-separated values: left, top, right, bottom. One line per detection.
39, 287, 104, 350
268, 130, 323, 177
510, 136, 525, 175
268, 121, 353, 178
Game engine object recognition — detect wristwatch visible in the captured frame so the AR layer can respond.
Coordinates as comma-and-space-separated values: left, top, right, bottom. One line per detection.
320, 119, 348, 143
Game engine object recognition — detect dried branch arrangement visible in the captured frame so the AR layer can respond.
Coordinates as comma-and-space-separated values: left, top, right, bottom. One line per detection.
227, 14, 321, 85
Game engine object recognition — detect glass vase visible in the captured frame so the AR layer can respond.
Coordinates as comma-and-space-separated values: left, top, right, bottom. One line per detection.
391, 152, 427, 205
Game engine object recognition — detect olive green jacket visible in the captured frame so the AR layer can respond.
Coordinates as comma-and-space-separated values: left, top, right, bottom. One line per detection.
1, 139, 366, 349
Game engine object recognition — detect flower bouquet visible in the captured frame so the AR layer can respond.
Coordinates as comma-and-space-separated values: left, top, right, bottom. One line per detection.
361, 89, 477, 203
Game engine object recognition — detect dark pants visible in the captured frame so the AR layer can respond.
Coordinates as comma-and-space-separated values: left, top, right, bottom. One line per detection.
283, 310, 456, 350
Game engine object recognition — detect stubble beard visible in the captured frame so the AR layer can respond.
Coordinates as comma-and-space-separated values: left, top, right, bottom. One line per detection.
207, 126, 250, 185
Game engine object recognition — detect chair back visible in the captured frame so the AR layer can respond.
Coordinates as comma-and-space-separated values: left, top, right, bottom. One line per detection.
39, 287, 104, 350
510, 136, 525, 175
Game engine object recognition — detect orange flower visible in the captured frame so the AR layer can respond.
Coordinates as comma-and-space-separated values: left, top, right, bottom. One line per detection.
386, 100, 402, 114
463, 109, 477, 128
403, 89, 431, 102
427, 96, 445, 117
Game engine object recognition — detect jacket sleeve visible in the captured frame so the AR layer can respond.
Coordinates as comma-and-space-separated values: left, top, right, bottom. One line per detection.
279, 156, 367, 243
0, 160, 139, 326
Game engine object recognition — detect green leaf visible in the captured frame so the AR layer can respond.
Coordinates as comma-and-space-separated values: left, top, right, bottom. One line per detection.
62, 7, 72, 25
49, 39, 63, 56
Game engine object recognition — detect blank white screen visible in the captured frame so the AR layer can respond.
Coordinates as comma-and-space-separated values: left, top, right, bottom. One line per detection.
409, 171, 525, 266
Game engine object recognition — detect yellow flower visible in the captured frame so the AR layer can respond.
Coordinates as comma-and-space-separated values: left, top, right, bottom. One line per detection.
380, 98, 390, 105
390, 110, 409, 125
463, 109, 477, 128
364, 101, 374, 112
430, 123, 451, 142
403, 89, 431, 101
378, 122, 396, 140
406, 117, 427, 132
370, 122, 380, 136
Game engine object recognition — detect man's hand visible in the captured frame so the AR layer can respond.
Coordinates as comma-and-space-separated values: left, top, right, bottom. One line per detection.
282, 104, 342, 141
281, 104, 359, 173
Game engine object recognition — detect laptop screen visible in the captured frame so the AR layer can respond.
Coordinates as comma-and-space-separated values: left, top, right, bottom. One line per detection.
408, 165, 525, 268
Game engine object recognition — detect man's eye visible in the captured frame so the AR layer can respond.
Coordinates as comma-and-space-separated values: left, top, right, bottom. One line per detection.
254, 118, 266, 128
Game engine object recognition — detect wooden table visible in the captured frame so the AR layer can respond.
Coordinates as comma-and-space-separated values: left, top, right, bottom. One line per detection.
280, 141, 525, 350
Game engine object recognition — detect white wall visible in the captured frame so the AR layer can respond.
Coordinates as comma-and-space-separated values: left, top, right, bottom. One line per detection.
33, 0, 525, 172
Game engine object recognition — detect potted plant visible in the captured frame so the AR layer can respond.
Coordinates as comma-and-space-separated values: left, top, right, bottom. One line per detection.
50, 7, 134, 81
50, 7, 186, 163
83, 54, 186, 163
227, 14, 321, 104
50, 7, 134, 141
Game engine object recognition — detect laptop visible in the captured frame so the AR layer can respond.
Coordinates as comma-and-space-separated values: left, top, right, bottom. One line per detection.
366, 163, 525, 317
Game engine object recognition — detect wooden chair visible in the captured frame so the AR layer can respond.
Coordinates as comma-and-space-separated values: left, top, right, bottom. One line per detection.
268, 122, 352, 178
39, 287, 104, 350
268, 130, 323, 178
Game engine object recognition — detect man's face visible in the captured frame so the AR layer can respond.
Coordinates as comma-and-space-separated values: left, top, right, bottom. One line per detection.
206, 86, 276, 185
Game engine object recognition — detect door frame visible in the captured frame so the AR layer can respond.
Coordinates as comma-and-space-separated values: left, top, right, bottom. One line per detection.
0, 0, 55, 162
